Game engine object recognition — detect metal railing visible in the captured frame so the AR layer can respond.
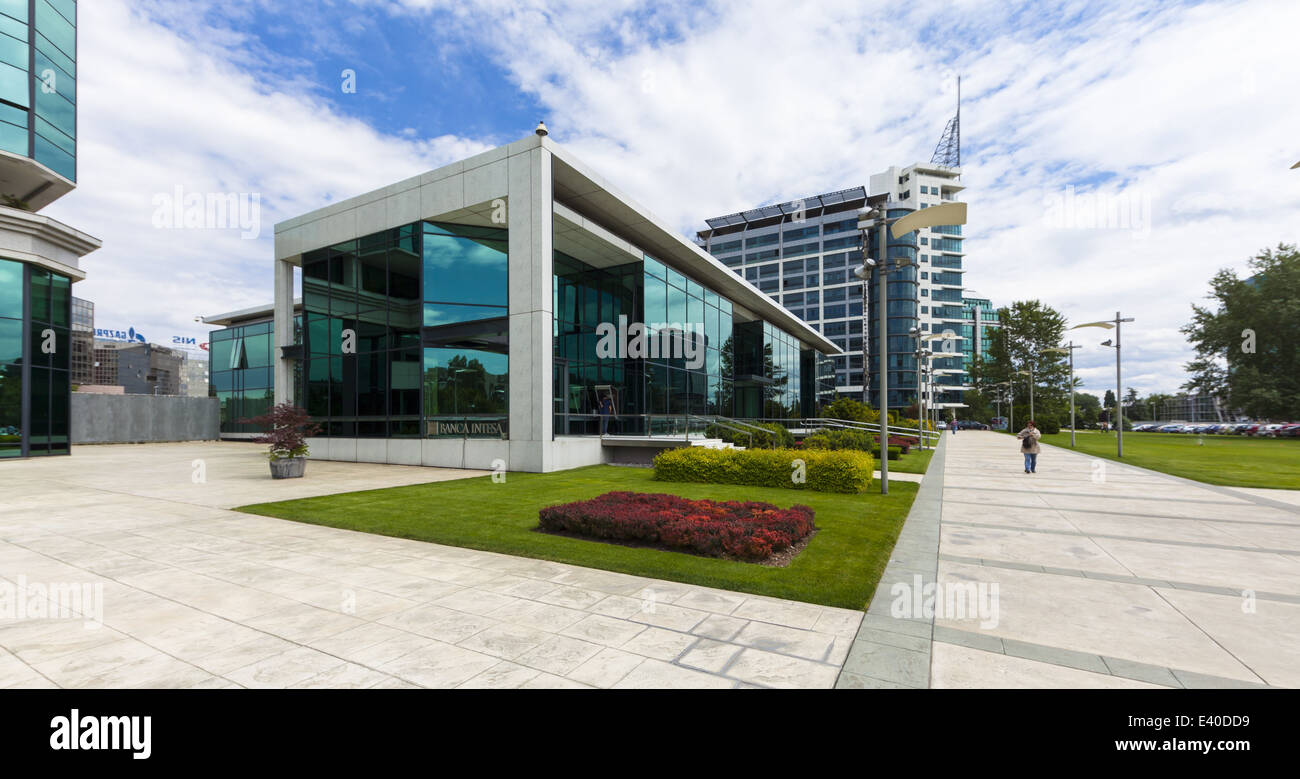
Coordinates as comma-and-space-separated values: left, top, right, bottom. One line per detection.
571, 413, 939, 449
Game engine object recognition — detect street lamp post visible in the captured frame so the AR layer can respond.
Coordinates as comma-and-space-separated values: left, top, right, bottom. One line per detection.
1044, 343, 1080, 447
1072, 313, 1135, 457
856, 199, 967, 494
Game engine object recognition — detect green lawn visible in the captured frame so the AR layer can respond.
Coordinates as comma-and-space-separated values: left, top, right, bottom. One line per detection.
1037, 430, 1300, 489
235, 465, 917, 610
888, 446, 935, 474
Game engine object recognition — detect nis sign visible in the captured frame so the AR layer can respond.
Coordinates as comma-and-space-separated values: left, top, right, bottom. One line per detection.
94, 328, 209, 352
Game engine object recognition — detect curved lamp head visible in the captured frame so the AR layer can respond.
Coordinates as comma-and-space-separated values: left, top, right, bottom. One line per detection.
1071, 320, 1115, 331
889, 201, 968, 238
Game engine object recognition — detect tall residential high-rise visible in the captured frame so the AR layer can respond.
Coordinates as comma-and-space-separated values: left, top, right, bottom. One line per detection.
0, 1, 99, 459
696, 161, 969, 413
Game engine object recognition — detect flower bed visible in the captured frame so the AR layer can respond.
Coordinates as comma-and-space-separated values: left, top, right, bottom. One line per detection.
537, 491, 816, 562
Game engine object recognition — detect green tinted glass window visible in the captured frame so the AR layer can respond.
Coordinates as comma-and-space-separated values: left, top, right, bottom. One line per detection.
0, 0, 27, 25
0, 258, 21, 316
35, 1, 74, 58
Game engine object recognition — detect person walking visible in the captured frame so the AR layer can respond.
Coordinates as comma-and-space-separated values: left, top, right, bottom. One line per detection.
1016, 420, 1042, 473
598, 394, 614, 436
951, 414, 957, 435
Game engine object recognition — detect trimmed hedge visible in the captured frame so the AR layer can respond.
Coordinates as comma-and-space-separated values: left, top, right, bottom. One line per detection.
803, 428, 910, 456
654, 446, 874, 494
803, 428, 873, 452
537, 491, 815, 561
705, 421, 794, 449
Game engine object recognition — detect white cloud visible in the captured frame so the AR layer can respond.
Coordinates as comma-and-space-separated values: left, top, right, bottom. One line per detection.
42, 0, 488, 346
369, 0, 1300, 397
44, 0, 1300, 401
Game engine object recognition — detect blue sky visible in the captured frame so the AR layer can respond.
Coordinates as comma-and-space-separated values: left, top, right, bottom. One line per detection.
45, 0, 1300, 398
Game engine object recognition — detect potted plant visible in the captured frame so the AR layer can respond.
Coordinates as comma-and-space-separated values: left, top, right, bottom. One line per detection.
241, 403, 321, 479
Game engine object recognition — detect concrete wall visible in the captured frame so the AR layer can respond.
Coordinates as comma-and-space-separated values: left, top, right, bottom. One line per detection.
303, 435, 607, 472
71, 393, 220, 444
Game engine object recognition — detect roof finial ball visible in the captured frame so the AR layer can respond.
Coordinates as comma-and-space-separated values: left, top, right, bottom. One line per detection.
535, 120, 549, 137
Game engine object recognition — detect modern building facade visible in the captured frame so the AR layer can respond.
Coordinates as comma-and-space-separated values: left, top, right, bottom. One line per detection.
958, 293, 1001, 374
200, 301, 302, 436
264, 133, 838, 472
866, 163, 968, 410
0, 0, 97, 459
696, 161, 968, 412
179, 354, 209, 398
91, 340, 185, 396
69, 293, 91, 383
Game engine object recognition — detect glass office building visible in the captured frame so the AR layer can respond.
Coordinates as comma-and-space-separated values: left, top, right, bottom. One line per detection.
698, 162, 970, 412
0, 257, 72, 457
264, 134, 838, 471
210, 316, 301, 434
265, 222, 824, 441
0, 0, 77, 186
959, 294, 1001, 374
0, 0, 96, 461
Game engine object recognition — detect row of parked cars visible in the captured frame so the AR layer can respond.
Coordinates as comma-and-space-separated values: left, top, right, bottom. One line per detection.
1133, 422, 1300, 437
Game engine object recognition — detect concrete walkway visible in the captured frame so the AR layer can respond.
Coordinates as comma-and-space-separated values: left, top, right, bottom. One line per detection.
842, 431, 1300, 688
0, 443, 860, 689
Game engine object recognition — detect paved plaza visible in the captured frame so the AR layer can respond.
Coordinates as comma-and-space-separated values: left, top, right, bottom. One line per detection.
0, 443, 860, 689
841, 431, 1300, 688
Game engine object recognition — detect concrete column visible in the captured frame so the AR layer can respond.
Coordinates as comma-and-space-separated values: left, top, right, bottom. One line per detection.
273, 257, 295, 405
507, 144, 554, 471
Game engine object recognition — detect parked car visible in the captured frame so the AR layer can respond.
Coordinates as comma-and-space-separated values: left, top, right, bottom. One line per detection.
1275, 423, 1300, 438
1156, 423, 1183, 433
1258, 424, 1287, 437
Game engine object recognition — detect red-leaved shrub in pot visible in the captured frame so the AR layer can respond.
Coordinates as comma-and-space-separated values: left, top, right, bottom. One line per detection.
538, 492, 815, 562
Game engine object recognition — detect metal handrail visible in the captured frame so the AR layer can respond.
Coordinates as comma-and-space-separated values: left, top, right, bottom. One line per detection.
688, 414, 754, 450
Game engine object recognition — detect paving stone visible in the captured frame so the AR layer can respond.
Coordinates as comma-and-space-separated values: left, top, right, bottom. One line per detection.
1100, 656, 1181, 688
839, 640, 930, 687
1000, 639, 1109, 674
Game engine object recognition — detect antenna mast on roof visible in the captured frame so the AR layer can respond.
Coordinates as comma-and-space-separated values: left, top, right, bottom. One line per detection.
930, 75, 961, 167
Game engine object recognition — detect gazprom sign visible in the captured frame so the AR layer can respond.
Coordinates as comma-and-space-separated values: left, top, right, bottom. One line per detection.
95, 327, 147, 343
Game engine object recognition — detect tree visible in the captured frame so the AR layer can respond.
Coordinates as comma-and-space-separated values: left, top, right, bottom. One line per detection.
1074, 392, 1102, 427
1103, 389, 1116, 408
978, 300, 1071, 421
1182, 244, 1300, 419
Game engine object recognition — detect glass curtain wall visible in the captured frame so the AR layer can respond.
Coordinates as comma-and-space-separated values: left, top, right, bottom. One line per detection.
422, 222, 508, 438
0, 0, 77, 181
640, 254, 733, 425
210, 317, 300, 433
0, 259, 71, 457
301, 221, 509, 440
553, 250, 825, 434
866, 208, 920, 408
552, 250, 638, 435
0, 259, 24, 457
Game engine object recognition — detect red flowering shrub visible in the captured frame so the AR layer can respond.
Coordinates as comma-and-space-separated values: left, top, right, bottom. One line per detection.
538, 492, 815, 562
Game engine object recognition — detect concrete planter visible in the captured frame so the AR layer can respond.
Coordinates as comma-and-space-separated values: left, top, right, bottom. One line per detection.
269, 456, 307, 479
